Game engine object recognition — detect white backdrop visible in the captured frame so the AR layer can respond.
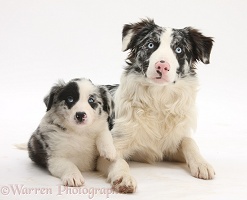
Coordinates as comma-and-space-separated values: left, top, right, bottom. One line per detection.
0, 0, 247, 199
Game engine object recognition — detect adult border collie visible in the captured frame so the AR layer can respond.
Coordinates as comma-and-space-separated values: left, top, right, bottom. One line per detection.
98, 19, 215, 193
28, 78, 116, 187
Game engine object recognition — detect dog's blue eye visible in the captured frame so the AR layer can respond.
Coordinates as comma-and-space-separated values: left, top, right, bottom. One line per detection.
88, 97, 94, 103
175, 47, 182, 54
147, 42, 154, 49
67, 96, 74, 103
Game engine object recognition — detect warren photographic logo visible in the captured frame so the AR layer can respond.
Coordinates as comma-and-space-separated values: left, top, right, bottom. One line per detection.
0, 184, 115, 199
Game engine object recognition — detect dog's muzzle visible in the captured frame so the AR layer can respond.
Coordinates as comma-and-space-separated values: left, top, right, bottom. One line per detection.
75, 112, 87, 123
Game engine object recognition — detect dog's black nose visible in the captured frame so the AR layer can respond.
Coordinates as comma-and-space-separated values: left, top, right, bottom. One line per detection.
75, 112, 87, 122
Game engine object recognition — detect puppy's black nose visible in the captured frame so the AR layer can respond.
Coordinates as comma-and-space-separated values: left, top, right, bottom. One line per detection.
75, 112, 87, 122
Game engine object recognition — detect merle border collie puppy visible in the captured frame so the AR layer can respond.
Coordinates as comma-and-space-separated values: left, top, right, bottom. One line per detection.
97, 19, 215, 193
28, 78, 116, 187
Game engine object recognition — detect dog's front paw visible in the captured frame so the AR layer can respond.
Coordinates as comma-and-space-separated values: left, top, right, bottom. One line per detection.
111, 174, 137, 193
189, 161, 215, 180
62, 173, 85, 187
99, 144, 117, 161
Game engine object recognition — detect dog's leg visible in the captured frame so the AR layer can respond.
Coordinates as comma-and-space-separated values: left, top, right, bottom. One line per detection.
180, 137, 215, 180
97, 157, 137, 193
48, 157, 84, 187
96, 130, 117, 161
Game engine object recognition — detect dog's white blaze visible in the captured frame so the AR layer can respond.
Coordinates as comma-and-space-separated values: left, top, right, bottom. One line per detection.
67, 80, 97, 129
146, 28, 178, 84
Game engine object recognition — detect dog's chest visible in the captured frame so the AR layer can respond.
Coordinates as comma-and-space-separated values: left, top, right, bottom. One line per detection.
131, 85, 196, 154
50, 132, 98, 171
135, 105, 184, 140
115, 78, 198, 161
130, 106, 192, 162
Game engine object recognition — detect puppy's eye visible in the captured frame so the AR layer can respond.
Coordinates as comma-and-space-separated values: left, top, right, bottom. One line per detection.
147, 42, 154, 49
67, 96, 74, 103
88, 97, 95, 104
175, 47, 182, 54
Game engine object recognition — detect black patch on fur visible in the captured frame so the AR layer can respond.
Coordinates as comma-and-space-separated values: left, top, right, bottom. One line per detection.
171, 29, 190, 77
99, 87, 110, 115
45, 93, 55, 112
171, 28, 214, 77
98, 86, 115, 130
107, 116, 114, 130
122, 19, 163, 75
186, 27, 214, 64
28, 128, 48, 168
44, 82, 65, 111
58, 82, 79, 109
88, 95, 98, 110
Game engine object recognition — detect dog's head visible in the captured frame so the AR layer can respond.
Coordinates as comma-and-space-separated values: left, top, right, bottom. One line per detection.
122, 18, 213, 85
43, 78, 114, 130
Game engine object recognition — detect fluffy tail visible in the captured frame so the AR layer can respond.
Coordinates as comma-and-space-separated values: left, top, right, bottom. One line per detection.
15, 143, 28, 150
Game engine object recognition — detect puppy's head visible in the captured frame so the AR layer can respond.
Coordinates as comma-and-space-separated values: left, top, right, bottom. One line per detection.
44, 78, 113, 130
122, 18, 214, 85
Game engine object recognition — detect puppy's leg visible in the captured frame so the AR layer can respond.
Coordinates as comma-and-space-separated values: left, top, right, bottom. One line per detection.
97, 126, 137, 193
96, 130, 116, 161
97, 157, 137, 193
48, 157, 84, 187
180, 137, 215, 180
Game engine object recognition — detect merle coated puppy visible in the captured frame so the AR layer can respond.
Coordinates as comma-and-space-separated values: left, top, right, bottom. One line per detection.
97, 19, 215, 193
28, 78, 116, 187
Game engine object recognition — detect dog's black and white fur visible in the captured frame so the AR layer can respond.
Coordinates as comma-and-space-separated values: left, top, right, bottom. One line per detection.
28, 78, 116, 187
97, 19, 215, 193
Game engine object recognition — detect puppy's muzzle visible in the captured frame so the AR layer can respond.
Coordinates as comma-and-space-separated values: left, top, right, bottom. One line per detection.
75, 112, 87, 123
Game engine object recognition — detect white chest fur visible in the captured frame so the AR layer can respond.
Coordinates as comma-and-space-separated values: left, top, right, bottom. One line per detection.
113, 74, 198, 162
46, 128, 98, 171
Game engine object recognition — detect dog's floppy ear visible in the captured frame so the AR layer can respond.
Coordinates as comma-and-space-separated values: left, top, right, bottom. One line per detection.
44, 81, 65, 112
122, 18, 156, 51
185, 27, 214, 64
98, 86, 114, 117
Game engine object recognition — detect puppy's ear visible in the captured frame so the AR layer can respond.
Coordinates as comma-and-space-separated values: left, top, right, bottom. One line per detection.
122, 18, 156, 51
44, 81, 65, 112
185, 27, 214, 64
98, 86, 114, 117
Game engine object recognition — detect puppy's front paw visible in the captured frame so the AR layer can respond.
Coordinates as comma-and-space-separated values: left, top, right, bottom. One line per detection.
189, 161, 215, 180
99, 144, 117, 161
62, 173, 85, 187
111, 174, 137, 193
